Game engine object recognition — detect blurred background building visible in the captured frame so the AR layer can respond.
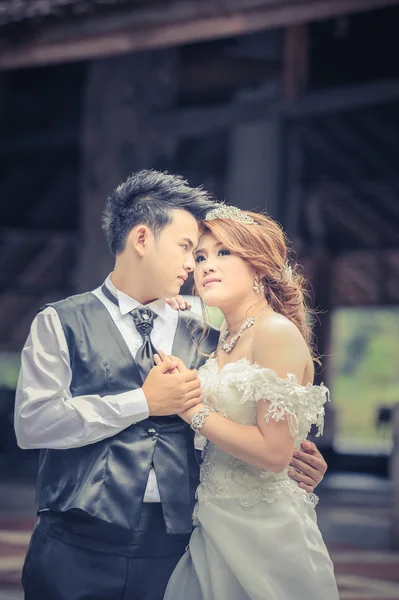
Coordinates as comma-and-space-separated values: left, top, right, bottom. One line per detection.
0, 0, 399, 598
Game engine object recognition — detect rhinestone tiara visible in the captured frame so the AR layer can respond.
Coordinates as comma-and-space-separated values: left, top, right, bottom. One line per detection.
204, 205, 256, 225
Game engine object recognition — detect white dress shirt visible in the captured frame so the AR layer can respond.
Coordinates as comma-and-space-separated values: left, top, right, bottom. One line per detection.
14, 276, 179, 502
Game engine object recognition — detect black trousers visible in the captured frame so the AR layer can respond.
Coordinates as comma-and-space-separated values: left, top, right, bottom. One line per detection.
22, 505, 191, 600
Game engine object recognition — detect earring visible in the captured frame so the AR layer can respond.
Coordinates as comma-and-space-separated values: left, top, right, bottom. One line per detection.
253, 274, 264, 294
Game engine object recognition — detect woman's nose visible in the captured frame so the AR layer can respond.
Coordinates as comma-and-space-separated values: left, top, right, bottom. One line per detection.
203, 262, 215, 274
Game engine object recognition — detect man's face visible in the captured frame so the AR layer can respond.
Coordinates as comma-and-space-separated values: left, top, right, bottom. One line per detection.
142, 210, 199, 299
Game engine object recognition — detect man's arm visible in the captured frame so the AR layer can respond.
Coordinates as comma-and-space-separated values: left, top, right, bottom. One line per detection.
15, 307, 202, 450
15, 307, 151, 450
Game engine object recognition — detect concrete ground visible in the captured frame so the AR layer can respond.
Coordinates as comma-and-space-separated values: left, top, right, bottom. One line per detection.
0, 454, 398, 600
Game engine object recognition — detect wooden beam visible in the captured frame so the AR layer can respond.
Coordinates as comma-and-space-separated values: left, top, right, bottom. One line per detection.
325, 115, 398, 179
15, 237, 71, 287
0, 290, 66, 350
75, 49, 179, 292
334, 255, 399, 306
0, 230, 76, 285
0, 72, 4, 134
284, 124, 305, 244
307, 250, 336, 446
180, 55, 281, 94
283, 23, 308, 99
338, 262, 380, 303
307, 179, 399, 245
3, 77, 399, 155
323, 194, 376, 246
0, 0, 398, 70
360, 112, 399, 165
281, 23, 309, 238
0, 284, 74, 295
302, 248, 399, 306
0, 228, 75, 244
154, 77, 399, 138
0, 126, 78, 154
375, 183, 399, 224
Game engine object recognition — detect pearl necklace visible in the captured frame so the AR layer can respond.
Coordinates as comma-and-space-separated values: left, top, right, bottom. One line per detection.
220, 306, 268, 353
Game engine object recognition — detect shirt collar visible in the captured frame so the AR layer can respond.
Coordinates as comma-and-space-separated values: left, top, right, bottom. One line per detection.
104, 275, 169, 320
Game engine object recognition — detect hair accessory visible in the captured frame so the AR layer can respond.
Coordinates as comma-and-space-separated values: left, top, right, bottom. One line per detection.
205, 205, 256, 225
283, 263, 293, 282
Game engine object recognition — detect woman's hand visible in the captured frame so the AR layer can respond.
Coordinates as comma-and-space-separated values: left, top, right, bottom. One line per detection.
165, 296, 192, 311
154, 351, 203, 418
154, 350, 190, 375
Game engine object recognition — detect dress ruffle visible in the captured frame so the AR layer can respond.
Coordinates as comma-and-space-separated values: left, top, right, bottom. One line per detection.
206, 357, 328, 440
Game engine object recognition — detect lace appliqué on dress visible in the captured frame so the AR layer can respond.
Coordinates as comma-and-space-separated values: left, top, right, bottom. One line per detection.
234, 360, 328, 442
192, 358, 328, 524
193, 440, 319, 526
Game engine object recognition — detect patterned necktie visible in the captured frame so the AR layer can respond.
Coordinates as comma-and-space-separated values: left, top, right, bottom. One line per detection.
130, 306, 158, 382
101, 284, 158, 382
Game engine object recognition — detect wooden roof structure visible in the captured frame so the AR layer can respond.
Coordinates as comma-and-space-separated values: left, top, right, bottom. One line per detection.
1, 0, 138, 26
0, 0, 398, 69
1, 0, 399, 350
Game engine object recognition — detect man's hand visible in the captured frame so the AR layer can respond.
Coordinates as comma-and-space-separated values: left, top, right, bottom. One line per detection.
165, 295, 192, 311
288, 441, 327, 493
143, 357, 202, 417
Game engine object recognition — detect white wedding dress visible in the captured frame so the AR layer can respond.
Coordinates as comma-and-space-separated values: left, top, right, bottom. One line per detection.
164, 356, 339, 600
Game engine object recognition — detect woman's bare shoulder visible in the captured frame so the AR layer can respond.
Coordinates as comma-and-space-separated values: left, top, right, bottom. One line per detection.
252, 310, 312, 381
254, 310, 304, 343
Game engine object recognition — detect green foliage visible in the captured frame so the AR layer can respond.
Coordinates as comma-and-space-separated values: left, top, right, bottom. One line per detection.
205, 306, 224, 328
331, 308, 399, 445
0, 352, 21, 389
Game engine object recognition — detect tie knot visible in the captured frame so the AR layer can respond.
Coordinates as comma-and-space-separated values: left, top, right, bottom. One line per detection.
130, 307, 157, 339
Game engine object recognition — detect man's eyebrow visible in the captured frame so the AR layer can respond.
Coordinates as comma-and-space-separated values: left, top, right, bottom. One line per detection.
183, 237, 195, 249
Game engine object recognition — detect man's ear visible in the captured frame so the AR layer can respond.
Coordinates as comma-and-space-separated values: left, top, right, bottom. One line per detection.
129, 225, 151, 258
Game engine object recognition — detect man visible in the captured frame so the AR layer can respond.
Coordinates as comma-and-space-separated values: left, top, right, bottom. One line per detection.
15, 170, 327, 600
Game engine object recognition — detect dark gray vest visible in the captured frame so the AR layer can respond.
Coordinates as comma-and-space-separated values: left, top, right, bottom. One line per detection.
36, 292, 219, 535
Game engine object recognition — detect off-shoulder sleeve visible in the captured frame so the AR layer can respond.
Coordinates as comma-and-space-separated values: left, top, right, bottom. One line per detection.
235, 363, 328, 439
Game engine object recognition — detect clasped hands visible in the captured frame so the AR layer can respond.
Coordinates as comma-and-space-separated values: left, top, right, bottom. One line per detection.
142, 350, 202, 419
143, 350, 327, 494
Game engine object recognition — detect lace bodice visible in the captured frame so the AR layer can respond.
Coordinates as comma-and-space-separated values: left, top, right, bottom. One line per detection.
194, 357, 329, 514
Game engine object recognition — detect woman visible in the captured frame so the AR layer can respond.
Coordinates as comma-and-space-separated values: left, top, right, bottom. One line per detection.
161, 205, 339, 600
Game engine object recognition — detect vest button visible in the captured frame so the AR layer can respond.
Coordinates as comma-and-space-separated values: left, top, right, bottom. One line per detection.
147, 428, 157, 437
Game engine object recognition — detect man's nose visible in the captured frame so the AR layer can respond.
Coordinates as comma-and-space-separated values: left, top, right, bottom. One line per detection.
184, 256, 195, 273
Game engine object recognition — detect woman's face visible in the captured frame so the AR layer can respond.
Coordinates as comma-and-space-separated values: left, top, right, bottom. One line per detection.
194, 231, 255, 310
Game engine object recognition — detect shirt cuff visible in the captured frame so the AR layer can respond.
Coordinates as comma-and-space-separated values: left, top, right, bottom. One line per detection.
115, 388, 149, 423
